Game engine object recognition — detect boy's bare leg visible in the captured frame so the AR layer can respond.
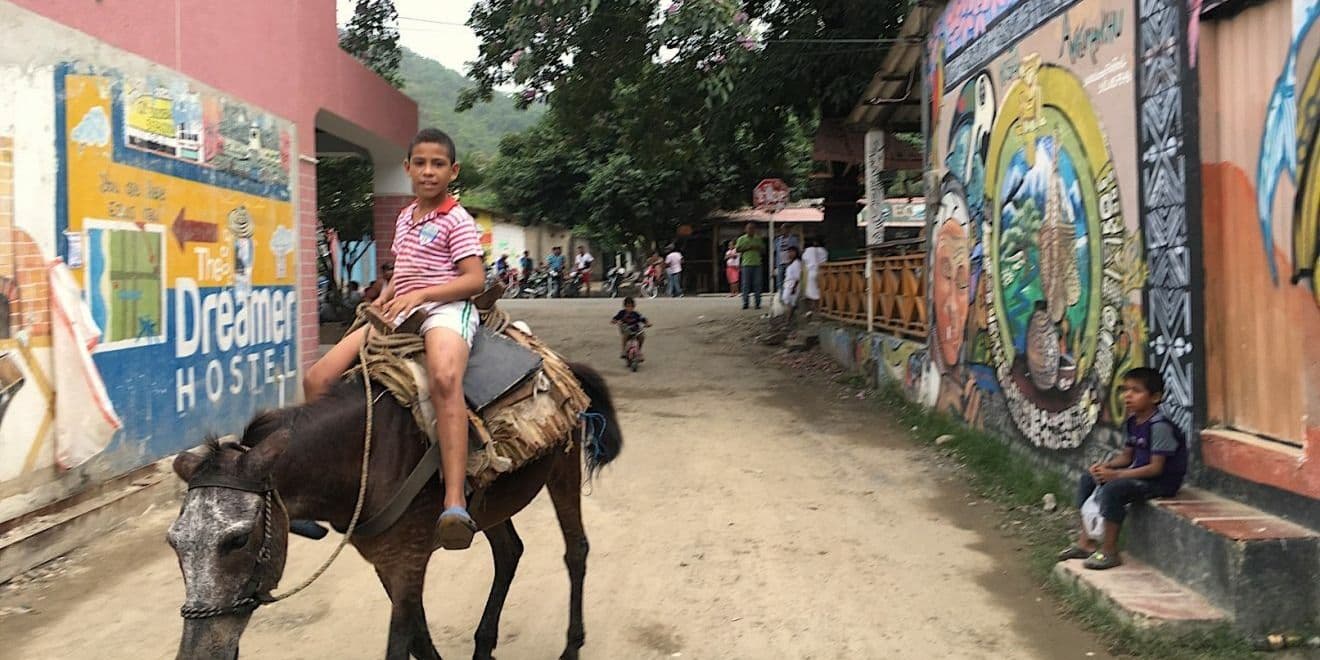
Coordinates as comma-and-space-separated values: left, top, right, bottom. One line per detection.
304, 326, 368, 402
423, 328, 471, 512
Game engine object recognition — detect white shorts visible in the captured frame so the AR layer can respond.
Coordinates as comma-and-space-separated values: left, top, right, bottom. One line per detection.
392, 300, 479, 346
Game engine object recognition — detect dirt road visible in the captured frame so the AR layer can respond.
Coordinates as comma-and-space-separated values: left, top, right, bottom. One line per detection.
0, 297, 1111, 659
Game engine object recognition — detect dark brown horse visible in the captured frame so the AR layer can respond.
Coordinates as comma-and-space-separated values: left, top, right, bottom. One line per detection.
167, 363, 622, 660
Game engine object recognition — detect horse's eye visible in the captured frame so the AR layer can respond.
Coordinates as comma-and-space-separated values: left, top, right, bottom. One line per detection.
222, 532, 250, 553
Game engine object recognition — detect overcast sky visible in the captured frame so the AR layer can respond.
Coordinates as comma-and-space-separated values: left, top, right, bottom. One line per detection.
337, 0, 482, 75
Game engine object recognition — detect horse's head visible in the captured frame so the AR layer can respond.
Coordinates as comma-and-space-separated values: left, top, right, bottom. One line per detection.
167, 429, 290, 660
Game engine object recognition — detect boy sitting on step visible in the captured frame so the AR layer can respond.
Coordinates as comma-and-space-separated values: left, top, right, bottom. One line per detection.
1057, 367, 1188, 570
304, 128, 485, 551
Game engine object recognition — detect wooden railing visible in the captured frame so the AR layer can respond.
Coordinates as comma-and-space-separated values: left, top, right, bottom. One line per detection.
818, 252, 928, 340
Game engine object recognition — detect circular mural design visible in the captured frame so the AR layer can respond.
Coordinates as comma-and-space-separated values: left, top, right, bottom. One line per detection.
983, 62, 1125, 449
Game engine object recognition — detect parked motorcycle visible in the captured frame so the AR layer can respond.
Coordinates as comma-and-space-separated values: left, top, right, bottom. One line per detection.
519, 270, 551, 298
604, 266, 628, 298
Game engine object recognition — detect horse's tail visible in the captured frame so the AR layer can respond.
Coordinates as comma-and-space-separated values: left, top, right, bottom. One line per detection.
569, 362, 623, 477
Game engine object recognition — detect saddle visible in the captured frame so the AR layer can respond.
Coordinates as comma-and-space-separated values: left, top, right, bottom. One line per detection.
348, 285, 590, 537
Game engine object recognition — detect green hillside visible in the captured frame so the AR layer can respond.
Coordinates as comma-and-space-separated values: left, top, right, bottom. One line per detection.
400, 48, 542, 160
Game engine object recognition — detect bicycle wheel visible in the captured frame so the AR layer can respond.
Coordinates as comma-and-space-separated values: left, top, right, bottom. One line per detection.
642, 281, 658, 299
503, 282, 521, 299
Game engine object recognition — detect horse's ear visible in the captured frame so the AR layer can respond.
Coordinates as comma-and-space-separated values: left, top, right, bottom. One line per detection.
243, 429, 291, 476
173, 451, 205, 483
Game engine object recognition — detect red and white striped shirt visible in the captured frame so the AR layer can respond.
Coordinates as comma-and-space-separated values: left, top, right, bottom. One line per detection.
390, 197, 483, 297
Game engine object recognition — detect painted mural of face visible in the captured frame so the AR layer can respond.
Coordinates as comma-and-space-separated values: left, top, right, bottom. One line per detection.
933, 196, 971, 369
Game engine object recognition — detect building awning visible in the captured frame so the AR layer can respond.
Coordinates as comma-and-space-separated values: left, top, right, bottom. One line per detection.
847, 3, 940, 132
714, 206, 825, 223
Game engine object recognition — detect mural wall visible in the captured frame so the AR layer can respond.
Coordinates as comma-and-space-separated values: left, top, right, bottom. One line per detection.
925, 0, 1197, 461
0, 38, 296, 506
1199, 0, 1320, 449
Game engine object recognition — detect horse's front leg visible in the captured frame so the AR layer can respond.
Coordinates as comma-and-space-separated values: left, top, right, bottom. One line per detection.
372, 548, 442, 660
473, 520, 524, 660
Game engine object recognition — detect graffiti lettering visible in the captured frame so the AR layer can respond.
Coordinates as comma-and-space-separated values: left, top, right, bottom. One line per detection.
1083, 56, 1133, 94
1059, 10, 1123, 64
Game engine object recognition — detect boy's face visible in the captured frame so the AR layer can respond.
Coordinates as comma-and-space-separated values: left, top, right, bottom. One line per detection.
1121, 378, 1162, 416
404, 142, 459, 200
624, 303, 635, 312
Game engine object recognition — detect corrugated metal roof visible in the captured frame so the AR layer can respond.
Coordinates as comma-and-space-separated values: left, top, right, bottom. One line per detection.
847, 2, 942, 132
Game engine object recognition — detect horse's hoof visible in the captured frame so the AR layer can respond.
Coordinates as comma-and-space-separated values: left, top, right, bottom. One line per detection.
558, 651, 579, 660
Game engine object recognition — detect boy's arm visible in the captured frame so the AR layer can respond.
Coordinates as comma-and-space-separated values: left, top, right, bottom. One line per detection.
1118, 422, 1178, 478
374, 278, 397, 306
1117, 454, 1166, 480
1099, 446, 1134, 469
380, 257, 485, 319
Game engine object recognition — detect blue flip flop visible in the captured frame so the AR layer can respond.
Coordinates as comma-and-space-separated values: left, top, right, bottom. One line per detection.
438, 506, 477, 550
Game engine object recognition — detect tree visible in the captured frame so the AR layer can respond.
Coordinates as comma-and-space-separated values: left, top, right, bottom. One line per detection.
465, 0, 906, 252
317, 0, 403, 310
317, 156, 375, 290
339, 0, 404, 88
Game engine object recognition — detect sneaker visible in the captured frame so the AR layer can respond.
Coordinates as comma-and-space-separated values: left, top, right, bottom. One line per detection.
1082, 551, 1122, 570
438, 506, 477, 551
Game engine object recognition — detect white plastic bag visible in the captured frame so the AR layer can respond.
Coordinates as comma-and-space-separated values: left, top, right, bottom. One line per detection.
1081, 486, 1105, 540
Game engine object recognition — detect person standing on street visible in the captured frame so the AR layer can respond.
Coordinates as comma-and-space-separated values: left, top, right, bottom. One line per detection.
546, 246, 566, 297
575, 245, 596, 296
724, 240, 741, 297
735, 223, 766, 310
519, 250, 534, 284
780, 246, 802, 322
664, 245, 684, 297
801, 237, 828, 315
774, 224, 800, 290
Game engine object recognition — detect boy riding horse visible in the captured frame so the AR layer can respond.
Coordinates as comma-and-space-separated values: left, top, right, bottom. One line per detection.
304, 128, 484, 550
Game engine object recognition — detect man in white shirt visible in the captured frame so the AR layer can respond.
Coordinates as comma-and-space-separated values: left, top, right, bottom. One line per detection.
664, 246, 684, 297
574, 245, 595, 295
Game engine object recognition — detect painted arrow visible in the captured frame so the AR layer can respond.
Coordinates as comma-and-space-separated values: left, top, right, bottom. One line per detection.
171, 208, 218, 249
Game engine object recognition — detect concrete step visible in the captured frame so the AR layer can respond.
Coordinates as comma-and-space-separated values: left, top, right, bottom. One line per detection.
1126, 487, 1320, 633
0, 459, 183, 584
1053, 557, 1230, 632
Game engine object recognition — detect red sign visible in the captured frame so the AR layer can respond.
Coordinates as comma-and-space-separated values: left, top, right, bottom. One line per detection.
753, 178, 790, 212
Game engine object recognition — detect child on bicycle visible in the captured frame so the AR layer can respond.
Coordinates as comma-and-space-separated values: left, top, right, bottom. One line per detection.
611, 296, 651, 360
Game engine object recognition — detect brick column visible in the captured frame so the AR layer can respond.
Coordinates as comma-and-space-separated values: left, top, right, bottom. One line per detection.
0, 136, 48, 339
297, 162, 320, 379
372, 194, 412, 268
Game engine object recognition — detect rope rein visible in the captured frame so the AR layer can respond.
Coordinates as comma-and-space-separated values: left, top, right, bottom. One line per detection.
264, 343, 375, 603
